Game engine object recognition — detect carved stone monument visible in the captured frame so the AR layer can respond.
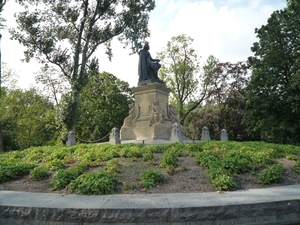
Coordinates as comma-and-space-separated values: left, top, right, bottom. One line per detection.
121, 42, 181, 141
66, 131, 76, 146
121, 83, 177, 140
220, 129, 228, 141
201, 126, 211, 141
170, 123, 183, 143
109, 127, 121, 144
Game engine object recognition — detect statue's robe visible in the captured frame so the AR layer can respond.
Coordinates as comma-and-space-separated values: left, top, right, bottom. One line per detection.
138, 49, 150, 81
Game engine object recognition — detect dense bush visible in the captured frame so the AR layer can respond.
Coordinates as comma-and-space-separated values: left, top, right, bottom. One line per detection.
139, 170, 165, 188
30, 166, 50, 181
52, 169, 79, 190
0, 162, 36, 183
206, 167, 235, 191
67, 171, 115, 195
0, 142, 300, 194
257, 165, 284, 184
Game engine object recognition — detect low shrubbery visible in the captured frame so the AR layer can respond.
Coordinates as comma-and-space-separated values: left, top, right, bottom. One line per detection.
139, 169, 165, 188
52, 169, 79, 190
159, 151, 178, 174
0, 161, 36, 183
30, 166, 50, 181
67, 171, 115, 195
257, 165, 284, 184
0, 141, 299, 194
294, 160, 300, 174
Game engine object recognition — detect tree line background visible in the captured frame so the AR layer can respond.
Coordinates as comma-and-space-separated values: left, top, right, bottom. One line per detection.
0, 0, 299, 151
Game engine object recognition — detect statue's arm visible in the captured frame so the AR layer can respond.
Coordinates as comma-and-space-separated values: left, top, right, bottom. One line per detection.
149, 52, 160, 62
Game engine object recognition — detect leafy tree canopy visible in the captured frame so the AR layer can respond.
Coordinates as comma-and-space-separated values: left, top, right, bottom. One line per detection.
157, 34, 202, 124
10, 0, 155, 135
76, 71, 133, 142
245, 0, 300, 143
0, 88, 57, 150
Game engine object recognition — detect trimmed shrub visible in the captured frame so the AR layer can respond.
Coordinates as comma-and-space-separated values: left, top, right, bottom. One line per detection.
30, 166, 50, 181
139, 169, 165, 188
257, 165, 284, 184
67, 171, 115, 195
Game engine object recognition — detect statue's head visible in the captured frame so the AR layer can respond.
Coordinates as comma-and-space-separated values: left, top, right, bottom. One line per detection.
143, 41, 149, 50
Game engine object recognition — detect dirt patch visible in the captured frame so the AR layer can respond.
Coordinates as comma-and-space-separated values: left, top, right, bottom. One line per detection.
0, 156, 299, 194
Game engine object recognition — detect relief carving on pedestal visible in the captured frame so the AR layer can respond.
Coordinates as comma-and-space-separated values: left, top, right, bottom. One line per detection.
167, 104, 180, 124
123, 103, 140, 127
149, 100, 165, 126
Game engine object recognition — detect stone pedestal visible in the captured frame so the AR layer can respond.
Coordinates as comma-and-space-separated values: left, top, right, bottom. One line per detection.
121, 83, 179, 140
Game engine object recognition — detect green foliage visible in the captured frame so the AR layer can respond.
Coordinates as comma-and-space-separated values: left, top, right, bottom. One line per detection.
286, 154, 298, 161
142, 145, 165, 153
0, 162, 35, 183
257, 165, 284, 185
1, 141, 300, 193
30, 166, 50, 181
159, 152, 178, 172
77, 72, 133, 142
221, 151, 252, 173
119, 145, 144, 158
10, 0, 155, 132
142, 151, 154, 162
46, 159, 65, 171
185, 59, 250, 141
194, 150, 220, 168
67, 171, 115, 195
206, 167, 235, 191
69, 163, 87, 175
245, 3, 300, 144
52, 169, 79, 190
293, 160, 300, 174
249, 150, 274, 168
139, 169, 165, 188
104, 159, 120, 175
157, 34, 201, 124
0, 88, 57, 150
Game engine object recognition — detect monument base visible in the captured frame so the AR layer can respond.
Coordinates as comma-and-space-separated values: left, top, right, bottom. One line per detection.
120, 83, 180, 141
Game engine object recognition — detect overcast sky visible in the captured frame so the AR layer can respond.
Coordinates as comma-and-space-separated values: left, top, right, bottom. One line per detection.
1, 0, 286, 89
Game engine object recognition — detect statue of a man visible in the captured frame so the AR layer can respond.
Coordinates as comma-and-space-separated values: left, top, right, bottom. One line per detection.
138, 42, 164, 84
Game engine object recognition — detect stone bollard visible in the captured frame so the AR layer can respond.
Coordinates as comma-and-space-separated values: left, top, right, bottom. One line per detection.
109, 127, 121, 144
170, 123, 183, 143
66, 131, 76, 146
201, 126, 211, 141
220, 129, 228, 141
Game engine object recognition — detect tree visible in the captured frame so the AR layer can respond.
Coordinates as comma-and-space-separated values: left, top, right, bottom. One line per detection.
158, 34, 209, 125
0, 88, 57, 150
75, 72, 133, 142
35, 66, 69, 105
0, 63, 19, 151
10, 0, 155, 144
185, 61, 251, 141
245, 0, 300, 144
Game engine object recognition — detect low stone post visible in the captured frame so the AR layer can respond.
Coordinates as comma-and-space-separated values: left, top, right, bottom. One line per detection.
170, 123, 183, 143
66, 131, 76, 146
109, 127, 121, 144
220, 129, 228, 141
201, 126, 211, 141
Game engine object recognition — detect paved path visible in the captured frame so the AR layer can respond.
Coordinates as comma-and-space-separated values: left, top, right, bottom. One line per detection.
1, 185, 300, 224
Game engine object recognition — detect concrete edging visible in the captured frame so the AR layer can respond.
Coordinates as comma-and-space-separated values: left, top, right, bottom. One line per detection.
0, 185, 300, 225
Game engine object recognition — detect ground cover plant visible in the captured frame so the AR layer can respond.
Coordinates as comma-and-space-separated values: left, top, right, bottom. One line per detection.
0, 141, 300, 194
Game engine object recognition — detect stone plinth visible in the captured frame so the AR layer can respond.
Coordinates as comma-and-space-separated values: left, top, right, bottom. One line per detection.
121, 83, 179, 140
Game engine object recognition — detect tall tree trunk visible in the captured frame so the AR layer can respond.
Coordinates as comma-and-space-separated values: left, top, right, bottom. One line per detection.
66, 90, 80, 146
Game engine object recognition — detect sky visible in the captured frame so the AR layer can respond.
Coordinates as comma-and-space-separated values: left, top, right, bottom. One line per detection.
1, 0, 286, 89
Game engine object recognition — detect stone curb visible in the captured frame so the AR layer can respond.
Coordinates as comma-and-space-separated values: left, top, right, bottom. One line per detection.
0, 185, 300, 225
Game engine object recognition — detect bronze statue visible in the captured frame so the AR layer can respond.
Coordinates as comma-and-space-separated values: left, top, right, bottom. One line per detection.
138, 42, 164, 85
